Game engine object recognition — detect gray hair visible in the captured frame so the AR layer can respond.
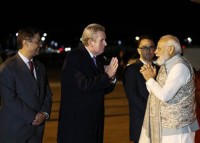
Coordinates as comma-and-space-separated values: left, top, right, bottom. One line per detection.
160, 35, 182, 54
80, 23, 105, 46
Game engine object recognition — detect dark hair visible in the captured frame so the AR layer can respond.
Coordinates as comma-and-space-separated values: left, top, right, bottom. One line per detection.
137, 34, 154, 46
17, 27, 41, 49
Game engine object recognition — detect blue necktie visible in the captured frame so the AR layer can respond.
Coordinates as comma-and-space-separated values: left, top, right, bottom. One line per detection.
92, 56, 97, 67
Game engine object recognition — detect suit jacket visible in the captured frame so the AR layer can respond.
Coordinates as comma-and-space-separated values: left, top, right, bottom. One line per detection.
123, 59, 158, 142
57, 45, 116, 143
0, 54, 52, 143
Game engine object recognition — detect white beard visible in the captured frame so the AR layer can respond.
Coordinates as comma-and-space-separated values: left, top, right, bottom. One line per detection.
156, 53, 170, 66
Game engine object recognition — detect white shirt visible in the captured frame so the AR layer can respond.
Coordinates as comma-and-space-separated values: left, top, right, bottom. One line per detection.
145, 54, 198, 135
146, 56, 190, 102
18, 51, 36, 79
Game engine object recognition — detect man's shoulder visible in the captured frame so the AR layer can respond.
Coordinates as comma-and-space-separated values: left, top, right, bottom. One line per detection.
126, 60, 142, 69
1, 54, 18, 67
124, 62, 142, 75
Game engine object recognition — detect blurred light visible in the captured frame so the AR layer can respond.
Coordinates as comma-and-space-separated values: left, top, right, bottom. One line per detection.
50, 40, 55, 46
43, 33, 47, 37
41, 37, 45, 41
187, 37, 192, 44
184, 36, 192, 44
182, 45, 186, 49
135, 36, 140, 41
59, 47, 64, 53
16, 33, 18, 36
54, 42, 58, 47
65, 47, 71, 52
118, 40, 122, 45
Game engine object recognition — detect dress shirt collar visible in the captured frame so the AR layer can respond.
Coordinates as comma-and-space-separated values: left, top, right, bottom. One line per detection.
85, 46, 95, 58
18, 51, 33, 64
140, 58, 152, 65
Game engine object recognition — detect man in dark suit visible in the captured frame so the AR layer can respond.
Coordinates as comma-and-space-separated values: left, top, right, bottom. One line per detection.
0, 27, 52, 143
57, 23, 118, 143
123, 35, 158, 143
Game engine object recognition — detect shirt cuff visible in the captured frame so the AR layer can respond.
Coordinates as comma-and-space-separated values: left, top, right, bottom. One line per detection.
110, 77, 117, 84
43, 112, 49, 119
146, 78, 155, 86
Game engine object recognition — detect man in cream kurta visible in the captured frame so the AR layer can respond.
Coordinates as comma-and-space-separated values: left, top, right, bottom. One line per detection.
139, 35, 199, 143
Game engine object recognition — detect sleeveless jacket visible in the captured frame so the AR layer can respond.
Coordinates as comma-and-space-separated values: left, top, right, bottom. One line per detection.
159, 56, 196, 128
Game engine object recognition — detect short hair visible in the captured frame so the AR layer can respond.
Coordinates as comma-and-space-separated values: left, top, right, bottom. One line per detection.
17, 27, 41, 49
159, 35, 182, 54
137, 34, 154, 47
80, 23, 105, 46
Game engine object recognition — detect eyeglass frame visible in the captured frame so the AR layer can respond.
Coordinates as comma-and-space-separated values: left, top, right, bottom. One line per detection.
138, 45, 156, 52
25, 37, 43, 45
30, 40, 43, 45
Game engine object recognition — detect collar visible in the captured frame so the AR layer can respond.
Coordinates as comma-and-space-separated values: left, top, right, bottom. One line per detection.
18, 51, 33, 64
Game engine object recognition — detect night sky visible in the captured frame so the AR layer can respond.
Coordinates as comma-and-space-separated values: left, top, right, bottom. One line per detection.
1, 0, 200, 47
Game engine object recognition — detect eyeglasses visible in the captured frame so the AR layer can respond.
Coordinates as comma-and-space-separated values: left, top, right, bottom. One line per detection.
26, 37, 42, 45
138, 46, 156, 52
30, 40, 42, 45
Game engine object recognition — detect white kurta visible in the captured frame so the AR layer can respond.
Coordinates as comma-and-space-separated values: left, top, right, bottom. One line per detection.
143, 55, 198, 143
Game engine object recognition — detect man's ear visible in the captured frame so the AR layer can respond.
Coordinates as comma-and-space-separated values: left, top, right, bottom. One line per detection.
88, 39, 92, 46
137, 48, 141, 55
168, 45, 175, 55
23, 39, 28, 47
88, 39, 95, 47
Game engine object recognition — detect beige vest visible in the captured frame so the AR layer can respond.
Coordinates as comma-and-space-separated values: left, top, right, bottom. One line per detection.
159, 57, 196, 128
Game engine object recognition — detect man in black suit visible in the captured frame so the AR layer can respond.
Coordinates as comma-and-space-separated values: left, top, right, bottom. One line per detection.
0, 27, 52, 143
57, 23, 118, 143
123, 35, 158, 143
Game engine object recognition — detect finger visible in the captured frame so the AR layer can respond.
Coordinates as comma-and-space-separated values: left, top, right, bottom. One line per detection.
144, 64, 148, 68
141, 66, 145, 71
153, 67, 156, 73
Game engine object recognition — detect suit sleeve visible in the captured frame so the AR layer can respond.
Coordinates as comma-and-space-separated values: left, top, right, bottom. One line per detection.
63, 53, 114, 93
39, 73, 53, 118
0, 66, 36, 124
123, 66, 147, 112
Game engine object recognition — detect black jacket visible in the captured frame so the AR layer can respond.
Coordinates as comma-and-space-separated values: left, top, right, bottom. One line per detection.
57, 45, 116, 143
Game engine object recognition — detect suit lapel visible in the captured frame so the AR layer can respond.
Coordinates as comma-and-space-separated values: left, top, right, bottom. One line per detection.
16, 55, 40, 98
96, 56, 104, 74
80, 46, 100, 73
16, 54, 38, 84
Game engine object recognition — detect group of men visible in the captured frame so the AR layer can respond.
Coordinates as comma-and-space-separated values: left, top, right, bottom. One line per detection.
0, 23, 198, 143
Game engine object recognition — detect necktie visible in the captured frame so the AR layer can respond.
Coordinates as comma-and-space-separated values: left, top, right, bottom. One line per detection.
92, 56, 97, 67
28, 61, 34, 78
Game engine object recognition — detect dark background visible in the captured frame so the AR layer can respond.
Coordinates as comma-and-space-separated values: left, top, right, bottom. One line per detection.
0, 0, 200, 79
1, 0, 200, 47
